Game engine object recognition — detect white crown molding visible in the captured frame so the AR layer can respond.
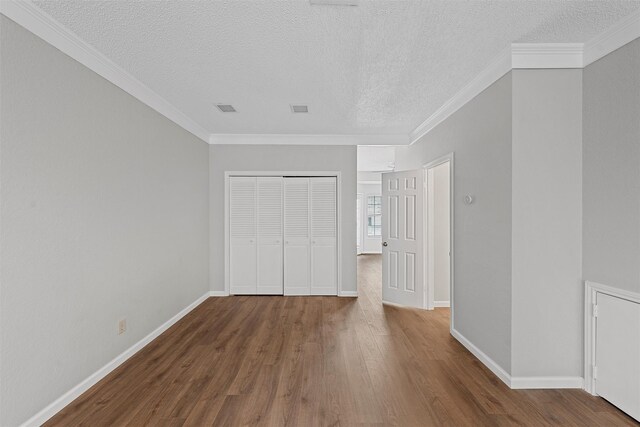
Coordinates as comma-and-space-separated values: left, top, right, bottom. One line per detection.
409, 47, 512, 145
0, 0, 210, 142
19, 292, 211, 427
3, 0, 638, 149
209, 133, 409, 145
583, 8, 640, 66
511, 43, 584, 69
410, 10, 640, 145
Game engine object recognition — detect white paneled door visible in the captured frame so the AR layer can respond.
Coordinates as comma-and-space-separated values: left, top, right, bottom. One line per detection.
381, 170, 425, 308
595, 292, 640, 421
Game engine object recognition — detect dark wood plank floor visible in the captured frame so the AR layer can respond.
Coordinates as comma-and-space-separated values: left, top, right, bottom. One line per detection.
46, 255, 636, 426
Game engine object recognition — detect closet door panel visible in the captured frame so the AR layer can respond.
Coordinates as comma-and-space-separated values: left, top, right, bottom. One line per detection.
284, 178, 310, 295
230, 177, 257, 294
310, 177, 337, 295
284, 245, 309, 295
311, 244, 336, 295
257, 177, 283, 294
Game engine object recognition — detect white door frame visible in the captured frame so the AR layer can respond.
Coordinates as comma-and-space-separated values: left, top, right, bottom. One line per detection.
224, 171, 342, 297
422, 153, 454, 330
584, 280, 640, 395
356, 192, 363, 255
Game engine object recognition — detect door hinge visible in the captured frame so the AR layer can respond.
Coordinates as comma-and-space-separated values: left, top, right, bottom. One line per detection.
593, 304, 599, 318
593, 365, 598, 380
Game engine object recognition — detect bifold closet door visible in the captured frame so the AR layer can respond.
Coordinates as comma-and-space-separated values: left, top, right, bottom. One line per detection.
284, 177, 337, 296
284, 178, 311, 295
257, 177, 283, 294
230, 176, 284, 295
230, 177, 257, 294
310, 177, 337, 295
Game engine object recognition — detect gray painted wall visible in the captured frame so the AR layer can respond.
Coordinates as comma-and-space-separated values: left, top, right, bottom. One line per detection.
511, 69, 583, 378
395, 73, 513, 372
0, 17, 210, 426
209, 144, 357, 293
583, 38, 640, 294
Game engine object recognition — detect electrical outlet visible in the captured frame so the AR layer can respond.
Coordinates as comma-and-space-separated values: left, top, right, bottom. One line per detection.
118, 318, 127, 335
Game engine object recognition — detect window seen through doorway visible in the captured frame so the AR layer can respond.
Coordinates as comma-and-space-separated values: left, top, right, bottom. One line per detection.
367, 196, 382, 237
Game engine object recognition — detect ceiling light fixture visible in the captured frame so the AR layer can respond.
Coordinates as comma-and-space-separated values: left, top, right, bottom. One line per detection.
215, 104, 236, 113
290, 105, 309, 114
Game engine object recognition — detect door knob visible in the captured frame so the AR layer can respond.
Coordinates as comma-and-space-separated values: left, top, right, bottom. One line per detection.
382, 242, 388, 247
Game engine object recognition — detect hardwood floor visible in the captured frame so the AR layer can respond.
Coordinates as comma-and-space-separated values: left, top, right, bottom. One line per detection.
46, 255, 636, 426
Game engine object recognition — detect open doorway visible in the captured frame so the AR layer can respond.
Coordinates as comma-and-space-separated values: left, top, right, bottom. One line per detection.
379, 154, 453, 314
357, 145, 395, 258
424, 154, 454, 321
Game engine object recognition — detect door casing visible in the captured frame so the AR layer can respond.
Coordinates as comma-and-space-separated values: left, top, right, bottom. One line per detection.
423, 153, 454, 330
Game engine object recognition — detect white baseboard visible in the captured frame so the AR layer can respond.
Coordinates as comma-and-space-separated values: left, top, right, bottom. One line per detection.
434, 300, 450, 308
209, 290, 229, 297
339, 291, 358, 297
450, 328, 511, 387
510, 376, 584, 389
20, 292, 210, 427
451, 328, 584, 390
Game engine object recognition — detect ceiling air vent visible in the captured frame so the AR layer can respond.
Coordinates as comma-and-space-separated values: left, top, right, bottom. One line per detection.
290, 105, 309, 114
216, 104, 236, 113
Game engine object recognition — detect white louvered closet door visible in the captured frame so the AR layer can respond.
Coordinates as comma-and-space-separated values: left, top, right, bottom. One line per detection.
310, 177, 337, 295
230, 177, 257, 294
257, 177, 283, 294
284, 178, 311, 295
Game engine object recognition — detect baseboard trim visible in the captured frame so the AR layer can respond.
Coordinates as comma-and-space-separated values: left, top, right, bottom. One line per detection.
510, 376, 584, 389
434, 300, 450, 308
209, 290, 229, 297
451, 328, 585, 390
450, 328, 511, 387
19, 292, 210, 427
339, 291, 358, 297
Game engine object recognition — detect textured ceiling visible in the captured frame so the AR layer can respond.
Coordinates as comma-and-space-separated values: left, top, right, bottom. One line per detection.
32, 0, 640, 136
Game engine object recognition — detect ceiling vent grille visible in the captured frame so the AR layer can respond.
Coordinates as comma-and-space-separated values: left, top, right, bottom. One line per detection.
216, 104, 236, 113
290, 105, 309, 114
